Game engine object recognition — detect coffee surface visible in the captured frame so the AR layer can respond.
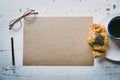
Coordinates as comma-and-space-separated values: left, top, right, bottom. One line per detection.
108, 17, 120, 38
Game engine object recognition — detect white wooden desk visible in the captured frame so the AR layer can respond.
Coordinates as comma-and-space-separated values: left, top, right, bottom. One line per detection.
0, 0, 120, 80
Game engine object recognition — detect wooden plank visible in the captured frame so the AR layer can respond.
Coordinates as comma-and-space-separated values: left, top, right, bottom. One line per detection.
0, 67, 120, 80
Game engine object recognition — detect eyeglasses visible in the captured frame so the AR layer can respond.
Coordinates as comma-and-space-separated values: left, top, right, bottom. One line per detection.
9, 9, 38, 31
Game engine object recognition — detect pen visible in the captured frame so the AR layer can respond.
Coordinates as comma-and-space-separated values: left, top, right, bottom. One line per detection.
11, 37, 15, 65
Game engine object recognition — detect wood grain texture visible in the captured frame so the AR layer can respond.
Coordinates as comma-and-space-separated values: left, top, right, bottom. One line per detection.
0, 0, 120, 79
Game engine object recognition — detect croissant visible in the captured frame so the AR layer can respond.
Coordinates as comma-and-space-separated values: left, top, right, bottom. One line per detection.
87, 24, 108, 58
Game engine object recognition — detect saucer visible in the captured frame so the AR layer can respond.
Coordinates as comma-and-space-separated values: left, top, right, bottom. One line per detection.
100, 13, 120, 61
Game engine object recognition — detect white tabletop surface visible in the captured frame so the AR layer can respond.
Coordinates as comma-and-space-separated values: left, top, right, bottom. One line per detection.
0, 0, 120, 80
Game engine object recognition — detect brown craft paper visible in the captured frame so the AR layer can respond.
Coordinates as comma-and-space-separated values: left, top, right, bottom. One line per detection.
23, 17, 93, 66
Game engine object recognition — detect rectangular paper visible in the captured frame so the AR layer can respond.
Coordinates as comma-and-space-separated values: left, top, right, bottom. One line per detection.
23, 17, 93, 66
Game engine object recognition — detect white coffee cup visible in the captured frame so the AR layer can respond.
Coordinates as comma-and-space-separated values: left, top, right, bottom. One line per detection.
107, 16, 120, 41
100, 13, 120, 43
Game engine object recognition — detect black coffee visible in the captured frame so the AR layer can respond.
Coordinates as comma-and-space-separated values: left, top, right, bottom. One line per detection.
108, 16, 120, 38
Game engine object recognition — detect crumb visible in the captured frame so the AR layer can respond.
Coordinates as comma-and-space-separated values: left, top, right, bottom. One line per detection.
53, 0, 55, 3
70, 9, 73, 12
94, 9, 98, 12
106, 8, 110, 11
106, 12, 110, 15
113, 4, 116, 9
19, 8, 22, 12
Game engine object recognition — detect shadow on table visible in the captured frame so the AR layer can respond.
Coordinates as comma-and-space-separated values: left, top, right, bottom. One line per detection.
104, 58, 120, 64
96, 56, 120, 65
